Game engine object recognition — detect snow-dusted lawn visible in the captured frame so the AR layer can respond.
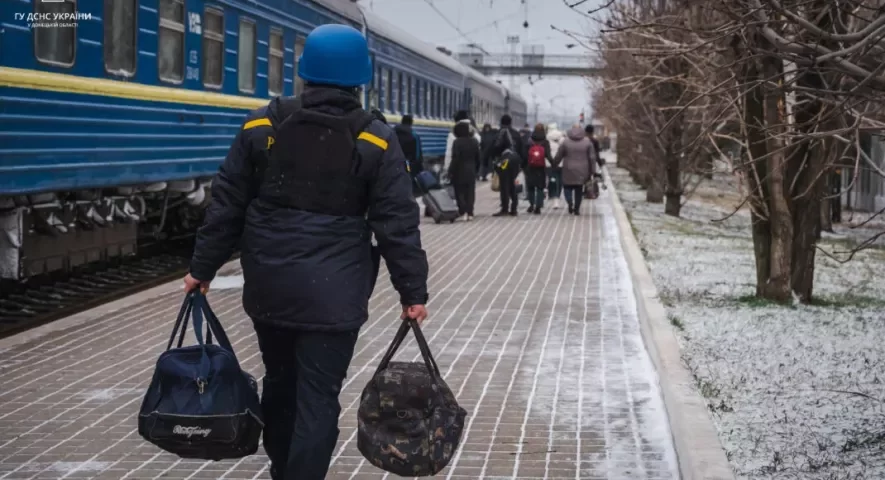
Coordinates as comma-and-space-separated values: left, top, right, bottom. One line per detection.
609, 165, 885, 480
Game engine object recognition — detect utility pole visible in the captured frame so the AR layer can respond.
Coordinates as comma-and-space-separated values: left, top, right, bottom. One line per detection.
506, 35, 519, 94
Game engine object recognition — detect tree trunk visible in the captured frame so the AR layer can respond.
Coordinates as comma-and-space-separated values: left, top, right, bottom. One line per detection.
760, 53, 793, 302
664, 152, 683, 215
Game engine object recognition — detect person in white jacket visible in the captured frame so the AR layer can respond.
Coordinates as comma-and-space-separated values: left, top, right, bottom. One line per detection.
546, 126, 564, 209
443, 110, 481, 183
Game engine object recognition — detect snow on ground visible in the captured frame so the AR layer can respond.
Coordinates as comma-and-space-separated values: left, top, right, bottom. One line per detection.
608, 162, 885, 480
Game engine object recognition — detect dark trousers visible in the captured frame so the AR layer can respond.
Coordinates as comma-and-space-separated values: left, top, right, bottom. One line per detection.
498, 168, 519, 213
453, 182, 476, 216
547, 170, 562, 198
564, 185, 584, 211
254, 324, 359, 480
527, 185, 545, 209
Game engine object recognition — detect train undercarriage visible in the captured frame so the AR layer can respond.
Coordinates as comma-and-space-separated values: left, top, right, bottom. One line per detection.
0, 179, 212, 282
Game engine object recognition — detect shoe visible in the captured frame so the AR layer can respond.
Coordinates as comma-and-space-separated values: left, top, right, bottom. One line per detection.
461, 214, 469, 221
493, 210, 509, 217
534, 208, 541, 215
467, 215, 474, 221
509, 211, 518, 216
567, 205, 573, 214
553, 198, 561, 209
573, 209, 580, 216
527, 206, 535, 213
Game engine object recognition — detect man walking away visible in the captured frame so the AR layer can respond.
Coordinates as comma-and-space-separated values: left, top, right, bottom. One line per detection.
394, 114, 424, 195
443, 110, 481, 183
478, 123, 496, 181
485, 114, 525, 216
524, 123, 553, 214
183, 24, 429, 480
555, 123, 597, 215
585, 124, 604, 171
449, 121, 480, 220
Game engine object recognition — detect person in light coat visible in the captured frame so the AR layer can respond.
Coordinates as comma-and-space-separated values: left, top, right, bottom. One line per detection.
443, 110, 481, 183
546, 127, 564, 209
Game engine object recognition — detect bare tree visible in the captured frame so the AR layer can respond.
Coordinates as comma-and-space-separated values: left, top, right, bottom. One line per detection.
580, 0, 885, 303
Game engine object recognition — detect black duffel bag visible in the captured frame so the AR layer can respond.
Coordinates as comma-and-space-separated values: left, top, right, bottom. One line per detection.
357, 319, 468, 476
138, 291, 263, 460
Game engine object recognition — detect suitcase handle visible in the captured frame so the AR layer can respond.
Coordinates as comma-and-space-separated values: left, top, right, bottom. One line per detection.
375, 319, 441, 382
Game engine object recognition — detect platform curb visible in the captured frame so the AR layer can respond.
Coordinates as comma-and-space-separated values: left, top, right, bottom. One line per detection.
603, 169, 735, 480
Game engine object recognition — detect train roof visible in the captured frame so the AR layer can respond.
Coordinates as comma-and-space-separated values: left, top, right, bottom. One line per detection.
310, 0, 519, 101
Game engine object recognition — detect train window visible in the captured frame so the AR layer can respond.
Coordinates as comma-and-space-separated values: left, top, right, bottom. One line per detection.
104, 0, 136, 75
268, 29, 283, 96
424, 83, 431, 118
238, 19, 256, 93
408, 76, 415, 115
380, 68, 389, 112
34, 0, 76, 67
158, 0, 184, 82
388, 70, 396, 113
294, 36, 306, 95
202, 8, 224, 88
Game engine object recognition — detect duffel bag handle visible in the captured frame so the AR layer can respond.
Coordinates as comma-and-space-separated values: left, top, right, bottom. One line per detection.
191, 292, 237, 359
374, 319, 441, 381
167, 292, 215, 351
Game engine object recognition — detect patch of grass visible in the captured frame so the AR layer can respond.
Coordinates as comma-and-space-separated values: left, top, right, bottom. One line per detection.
696, 378, 721, 399
813, 293, 885, 309
668, 313, 685, 331
735, 294, 789, 308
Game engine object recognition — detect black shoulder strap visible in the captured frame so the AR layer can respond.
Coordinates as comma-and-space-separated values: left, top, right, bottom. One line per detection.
344, 108, 377, 141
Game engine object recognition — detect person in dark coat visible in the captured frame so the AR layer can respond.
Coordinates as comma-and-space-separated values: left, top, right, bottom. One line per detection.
394, 114, 424, 196
485, 114, 525, 216
523, 123, 553, 214
585, 124, 604, 171
478, 123, 495, 181
183, 24, 429, 480
449, 122, 480, 220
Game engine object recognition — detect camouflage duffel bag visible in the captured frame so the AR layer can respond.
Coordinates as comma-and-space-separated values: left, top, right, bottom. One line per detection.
357, 319, 468, 476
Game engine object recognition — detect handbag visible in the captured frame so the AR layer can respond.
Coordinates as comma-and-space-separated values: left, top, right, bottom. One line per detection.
490, 171, 500, 192
138, 291, 263, 461
357, 319, 468, 476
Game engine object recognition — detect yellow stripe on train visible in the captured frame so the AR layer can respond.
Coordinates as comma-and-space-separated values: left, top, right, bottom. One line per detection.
0, 66, 455, 128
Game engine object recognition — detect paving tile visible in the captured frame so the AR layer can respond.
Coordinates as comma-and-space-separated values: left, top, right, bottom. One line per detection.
0, 187, 678, 479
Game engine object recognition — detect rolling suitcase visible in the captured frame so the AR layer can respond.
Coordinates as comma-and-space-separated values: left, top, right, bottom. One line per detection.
424, 188, 460, 224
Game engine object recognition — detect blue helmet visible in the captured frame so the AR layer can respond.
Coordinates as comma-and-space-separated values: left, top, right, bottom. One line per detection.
297, 24, 372, 87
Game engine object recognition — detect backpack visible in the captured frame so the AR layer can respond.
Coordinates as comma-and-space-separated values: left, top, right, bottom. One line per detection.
138, 291, 263, 460
493, 128, 519, 172
527, 142, 546, 167
258, 98, 378, 216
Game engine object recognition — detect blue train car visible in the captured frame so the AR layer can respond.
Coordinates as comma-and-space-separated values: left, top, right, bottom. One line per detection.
0, 0, 526, 279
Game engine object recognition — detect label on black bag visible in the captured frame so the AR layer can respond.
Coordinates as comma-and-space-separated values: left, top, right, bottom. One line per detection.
173, 425, 212, 438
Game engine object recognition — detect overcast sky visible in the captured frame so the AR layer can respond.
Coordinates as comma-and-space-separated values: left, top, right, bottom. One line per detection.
359, 0, 602, 126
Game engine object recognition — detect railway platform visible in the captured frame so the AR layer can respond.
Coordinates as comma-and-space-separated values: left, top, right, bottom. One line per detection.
0, 182, 684, 480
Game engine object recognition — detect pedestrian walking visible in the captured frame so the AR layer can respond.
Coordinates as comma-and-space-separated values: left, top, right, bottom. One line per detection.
443, 110, 480, 183
546, 128, 564, 209
183, 24, 429, 480
554, 123, 597, 215
394, 114, 425, 196
485, 114, 525, 216
449, 121, 480, 220
524, 123, 553, 214
478, 123, 496, 181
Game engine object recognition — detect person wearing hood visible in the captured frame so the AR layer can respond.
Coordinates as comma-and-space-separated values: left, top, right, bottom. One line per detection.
449, 122, 481, 220
478, 123, 496, 181
546, 128, 564, 209
443, 110, 480, 182
523, 123, 554, 214
554, 124, 598, 215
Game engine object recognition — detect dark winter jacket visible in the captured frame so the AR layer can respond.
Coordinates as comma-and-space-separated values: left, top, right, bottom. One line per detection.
480, 126, 496, 157
449, 122, 481, 185
485, 125, 525, 172
523, 131, 552, 188
189, 86, 429, 331
394, 124, 424, 175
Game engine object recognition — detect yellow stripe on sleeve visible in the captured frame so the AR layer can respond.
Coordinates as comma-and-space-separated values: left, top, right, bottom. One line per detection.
357, 132, 389, 150
243, 118, 272, 130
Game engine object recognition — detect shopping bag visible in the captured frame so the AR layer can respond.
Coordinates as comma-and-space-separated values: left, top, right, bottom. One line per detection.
357, 319, 468, 476
137, 291, 263, 461
491, 172, 500, 192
